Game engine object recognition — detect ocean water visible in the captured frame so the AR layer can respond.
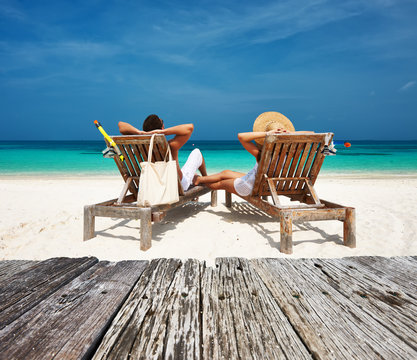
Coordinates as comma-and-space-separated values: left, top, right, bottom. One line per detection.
0, 140, 416, 177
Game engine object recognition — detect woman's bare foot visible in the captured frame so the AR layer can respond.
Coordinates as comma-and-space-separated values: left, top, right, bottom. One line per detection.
193, 175, 200, 185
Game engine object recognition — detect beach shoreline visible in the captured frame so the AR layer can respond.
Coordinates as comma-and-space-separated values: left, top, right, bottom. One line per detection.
1, 175, 416, 265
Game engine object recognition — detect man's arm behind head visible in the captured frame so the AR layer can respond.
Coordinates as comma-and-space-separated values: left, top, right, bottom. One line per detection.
118, 121, 144, 135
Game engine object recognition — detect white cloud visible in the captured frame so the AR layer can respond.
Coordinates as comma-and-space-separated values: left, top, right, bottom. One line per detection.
399, 81, 416, 92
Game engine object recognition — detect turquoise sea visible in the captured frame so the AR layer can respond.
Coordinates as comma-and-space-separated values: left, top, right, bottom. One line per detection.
0, 140, 417, 177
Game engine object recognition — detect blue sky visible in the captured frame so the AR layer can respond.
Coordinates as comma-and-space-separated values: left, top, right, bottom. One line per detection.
1, 0, 416, 140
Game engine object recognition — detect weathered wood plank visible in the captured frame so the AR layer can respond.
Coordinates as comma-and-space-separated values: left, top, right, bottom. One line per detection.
277, 142, 297, 191
0, 260, 148, 360
93, 259, 202, 360
251, 258, 417, 359
264, 133, 333, 144
0, 257, 98, 329
290, 142, 311, 190
312, 258, 417, 350
200, 266, 221, 359
125, 145, 141, 181
309, 134, 332, 185
266, 143, 282, 181
84, 204, 96, 240
211, 189, 217, 206
90, 186, 211, 219
252, 142, 274, 196
340, 256, 417, 298
201, 258, 312, 360
139, 207, 152, 251
0, 260, 37, 281
112, 134, 167, 144
297, 142, 319, 191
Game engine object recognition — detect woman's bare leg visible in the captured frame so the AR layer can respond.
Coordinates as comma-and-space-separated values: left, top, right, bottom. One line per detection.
205, 179, 238, 195
195, 170, 244, 185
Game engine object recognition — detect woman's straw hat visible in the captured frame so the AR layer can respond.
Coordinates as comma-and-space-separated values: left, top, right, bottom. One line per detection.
253, 111, 295, 145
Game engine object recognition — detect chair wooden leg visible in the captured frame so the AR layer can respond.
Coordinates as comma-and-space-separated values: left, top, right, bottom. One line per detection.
211, 190, 218, 207
280, 211, 293, 254
343, 208, 356, 248
140, 208, 152, 251
83, 205, 95, 241
225, 191, 232, 208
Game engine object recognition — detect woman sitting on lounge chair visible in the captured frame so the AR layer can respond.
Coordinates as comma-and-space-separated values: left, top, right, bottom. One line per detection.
194, 112, 312, 196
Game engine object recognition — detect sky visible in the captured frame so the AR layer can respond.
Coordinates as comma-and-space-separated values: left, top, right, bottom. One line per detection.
0, 0, 416, 140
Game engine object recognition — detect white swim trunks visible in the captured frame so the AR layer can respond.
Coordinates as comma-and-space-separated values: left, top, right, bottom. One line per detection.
234, 163, 258, 197
180, 148, 203, 191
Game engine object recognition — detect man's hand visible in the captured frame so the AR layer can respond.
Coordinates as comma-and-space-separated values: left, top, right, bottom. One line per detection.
148, 129, 164, 135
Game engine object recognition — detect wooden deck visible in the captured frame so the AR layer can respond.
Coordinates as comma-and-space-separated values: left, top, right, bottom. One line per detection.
0, 256, 416, 359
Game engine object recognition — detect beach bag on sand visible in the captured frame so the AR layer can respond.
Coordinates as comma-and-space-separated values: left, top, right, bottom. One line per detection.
137, 134, 179, 206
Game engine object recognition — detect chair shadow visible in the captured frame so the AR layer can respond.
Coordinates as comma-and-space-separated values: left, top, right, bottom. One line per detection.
205, 201, 344, 250
94, 200, 344, 250
94, 201, 211, 243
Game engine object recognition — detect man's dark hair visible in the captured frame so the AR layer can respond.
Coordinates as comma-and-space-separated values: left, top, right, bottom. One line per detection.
143, 114, 163, 132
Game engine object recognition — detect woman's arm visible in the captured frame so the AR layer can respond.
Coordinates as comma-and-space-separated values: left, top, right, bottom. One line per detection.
238, 130, 287, 158
237, 132, 264, 158
238, 129, 315, 159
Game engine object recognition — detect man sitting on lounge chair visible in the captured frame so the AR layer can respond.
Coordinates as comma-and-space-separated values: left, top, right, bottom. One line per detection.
118, 114, 207, 191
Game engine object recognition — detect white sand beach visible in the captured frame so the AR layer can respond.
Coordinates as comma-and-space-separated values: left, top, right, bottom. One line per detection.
1, 176, 417, 266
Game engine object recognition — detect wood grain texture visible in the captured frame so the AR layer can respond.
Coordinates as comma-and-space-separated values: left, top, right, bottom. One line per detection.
251, 258, 417, 359
1, 256, 415, 359
339, 256, 417, 298
211, 190, 217, 207
0, 257, 98, 329
0, 260, 37, 281
0, 260, 148, 360
312, 258, 417, 351
93, 259, 202, 360
201, 258, 312, 360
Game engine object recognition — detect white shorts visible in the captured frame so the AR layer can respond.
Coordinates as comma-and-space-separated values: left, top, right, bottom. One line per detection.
233, 163, 258, 197
180, 148, 203, 191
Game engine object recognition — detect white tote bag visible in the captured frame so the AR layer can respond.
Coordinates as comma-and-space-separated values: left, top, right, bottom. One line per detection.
137, 135, 179, 207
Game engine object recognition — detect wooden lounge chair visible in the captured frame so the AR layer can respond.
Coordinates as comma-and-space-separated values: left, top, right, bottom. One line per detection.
224, 133, 356, 254
83, 135, 216, 250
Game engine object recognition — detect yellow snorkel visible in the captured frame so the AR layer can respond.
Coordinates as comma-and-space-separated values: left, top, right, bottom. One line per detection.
94, 120, 124, 162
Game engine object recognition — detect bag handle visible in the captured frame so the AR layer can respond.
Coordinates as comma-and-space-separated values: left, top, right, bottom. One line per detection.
164, 143, 173, 162
147, 134, 156, 162
147, 134, 173, 163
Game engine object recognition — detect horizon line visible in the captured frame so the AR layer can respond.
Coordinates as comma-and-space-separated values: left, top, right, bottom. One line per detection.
1, 138, 417, 142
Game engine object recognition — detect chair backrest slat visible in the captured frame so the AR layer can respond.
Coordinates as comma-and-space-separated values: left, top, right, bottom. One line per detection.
290, 142, 312, 191
119, 145, 140, 189
105, 138, 134, 194
295, 142, 320, 191
132, 145, 145, 164
125, 145, 142, 178
266, 143, 282, 179
252, 142, 274, 196
308, 134, 332, 185
277, 142, 298, 191
282, 143, 305, 191
251, 133, 332, 197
